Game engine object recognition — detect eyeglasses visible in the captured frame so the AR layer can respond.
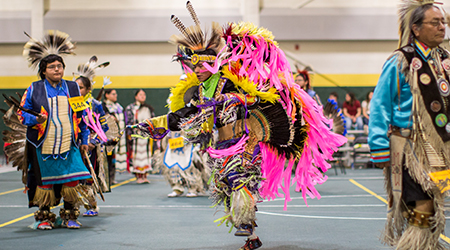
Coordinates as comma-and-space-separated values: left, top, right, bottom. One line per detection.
47, 64, 64, 70
423, 20, 448, 27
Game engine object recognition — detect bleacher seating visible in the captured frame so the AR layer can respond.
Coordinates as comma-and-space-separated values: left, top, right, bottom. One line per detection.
352, 135, 371, 168
330, 129, 372, 172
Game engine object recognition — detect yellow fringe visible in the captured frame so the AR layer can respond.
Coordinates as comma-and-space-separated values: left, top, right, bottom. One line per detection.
230, 22, 278, 46
169, 73, 200, 112
221, 67, 279, 103
61, 185, 79, 205
201, 115, 215, 133
33, 186, 57, 207
150, 115, 169, 130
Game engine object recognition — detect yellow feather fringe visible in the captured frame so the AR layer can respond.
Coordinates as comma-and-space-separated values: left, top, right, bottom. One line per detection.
169, 73, 200, 112
230, 22, 278, 47
221, 67, 279, 104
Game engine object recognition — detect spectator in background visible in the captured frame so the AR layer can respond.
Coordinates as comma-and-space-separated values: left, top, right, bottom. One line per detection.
102, 89, 127, 183
343, 92, 363, 130
328, 91, 342, 109
295, 70, 322, 105
361, 90, 373, 126
125, 89, 155, 184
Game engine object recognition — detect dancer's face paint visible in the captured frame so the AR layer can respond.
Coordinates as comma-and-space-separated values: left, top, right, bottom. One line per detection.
194, 62, 213, 82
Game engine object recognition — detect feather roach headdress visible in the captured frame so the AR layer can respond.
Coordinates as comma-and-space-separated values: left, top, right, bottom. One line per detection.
73, 55, 111, 101
398, 0, 442, 48
170, 1, 224, 65
73, 55, 110, 82
23, 30, 76, 69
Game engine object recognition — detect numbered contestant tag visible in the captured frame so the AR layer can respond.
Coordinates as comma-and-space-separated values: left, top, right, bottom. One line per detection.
68, 96, 88, 112
168, 137, 184, 149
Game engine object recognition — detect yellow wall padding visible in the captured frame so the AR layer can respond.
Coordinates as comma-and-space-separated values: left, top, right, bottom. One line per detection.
0, 74, 379, 89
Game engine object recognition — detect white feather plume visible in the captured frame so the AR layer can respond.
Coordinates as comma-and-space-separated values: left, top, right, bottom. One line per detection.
23, 30, 76, 68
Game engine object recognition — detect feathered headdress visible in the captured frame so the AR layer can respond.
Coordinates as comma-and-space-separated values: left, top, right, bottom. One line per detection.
73, 55, 111, 101
398, 0, 441, 48
170, 1, 224, 65
23, 30, 76, 68
73, 55, 110, 81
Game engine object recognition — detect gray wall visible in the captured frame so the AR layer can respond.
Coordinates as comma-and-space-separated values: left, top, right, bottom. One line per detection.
0, 8, 399, 43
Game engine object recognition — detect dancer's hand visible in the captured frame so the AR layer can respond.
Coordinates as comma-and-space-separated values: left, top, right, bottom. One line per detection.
131, 121, 152, 133
216, 94, 226, 102
37, 114, 47, 123
80, 144, 88, 158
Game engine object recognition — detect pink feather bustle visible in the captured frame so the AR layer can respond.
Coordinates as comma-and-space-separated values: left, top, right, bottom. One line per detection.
206, 135, 249, 158
187, 22, 347, 209
221, 26, 346, 208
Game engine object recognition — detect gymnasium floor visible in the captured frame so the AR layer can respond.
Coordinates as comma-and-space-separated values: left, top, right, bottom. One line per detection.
1, 164, 449, 250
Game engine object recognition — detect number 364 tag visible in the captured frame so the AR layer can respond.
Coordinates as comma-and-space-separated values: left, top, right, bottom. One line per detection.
68, 96, 88, 112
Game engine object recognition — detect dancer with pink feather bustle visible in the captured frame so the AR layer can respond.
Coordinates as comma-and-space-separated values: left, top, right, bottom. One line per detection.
130, 2, 346, 249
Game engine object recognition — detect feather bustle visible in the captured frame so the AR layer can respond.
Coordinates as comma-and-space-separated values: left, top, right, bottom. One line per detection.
2, 105, 27, 174
2, 130, 26, 139
322, 101, 345, 135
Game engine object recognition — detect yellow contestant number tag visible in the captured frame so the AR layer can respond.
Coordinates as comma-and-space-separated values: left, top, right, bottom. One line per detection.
68, 96, 88, 112
168, 137, 184, 149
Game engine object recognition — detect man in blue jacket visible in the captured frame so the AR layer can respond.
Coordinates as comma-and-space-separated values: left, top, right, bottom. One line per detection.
369, 1, 449, 249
